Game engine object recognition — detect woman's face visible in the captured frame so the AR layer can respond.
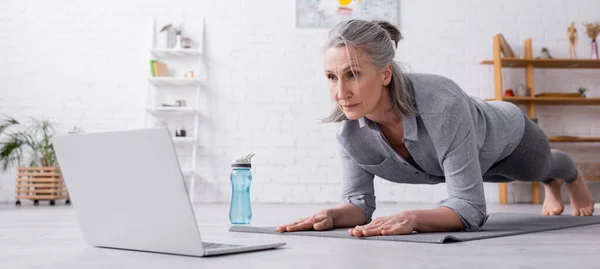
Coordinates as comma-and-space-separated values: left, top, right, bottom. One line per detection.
324, 46, 392, 120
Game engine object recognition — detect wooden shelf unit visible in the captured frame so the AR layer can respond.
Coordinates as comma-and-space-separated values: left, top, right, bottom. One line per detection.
486, 96, 600, 105
587, 176, 600, 181
548, 136, 600, 143
480, 58, 600, 69
481, 34, 600, 205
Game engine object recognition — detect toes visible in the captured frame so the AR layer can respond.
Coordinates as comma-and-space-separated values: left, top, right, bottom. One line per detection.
571, 207, 595, 216
542, 206, 564, 216
582, 208, 594, 216
542, 210, 551, 216
580, 208, 588, 216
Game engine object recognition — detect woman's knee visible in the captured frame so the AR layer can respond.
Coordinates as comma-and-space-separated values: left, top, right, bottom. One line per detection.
511, 150, 552, 182
549, 149, 578, 182
550, 149, 574, 168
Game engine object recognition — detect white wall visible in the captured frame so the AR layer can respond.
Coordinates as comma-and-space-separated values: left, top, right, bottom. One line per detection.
1, 0, 599, 205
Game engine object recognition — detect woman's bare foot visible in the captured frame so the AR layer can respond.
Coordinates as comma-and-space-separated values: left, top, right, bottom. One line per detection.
542, 179, 564, 215
565, 170, 595, 216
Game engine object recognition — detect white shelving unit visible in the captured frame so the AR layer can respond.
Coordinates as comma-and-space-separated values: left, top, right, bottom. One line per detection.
145, 16, 204, 203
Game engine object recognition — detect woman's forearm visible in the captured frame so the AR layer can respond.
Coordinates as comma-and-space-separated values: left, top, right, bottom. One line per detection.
402, 206, 465, 232
325, 202, 367, 228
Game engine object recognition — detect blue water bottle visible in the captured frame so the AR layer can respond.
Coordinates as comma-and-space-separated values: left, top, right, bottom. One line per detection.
229, 154, 254, 224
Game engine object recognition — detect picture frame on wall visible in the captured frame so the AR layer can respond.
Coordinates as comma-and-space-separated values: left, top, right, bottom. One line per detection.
295, 0, 399, 28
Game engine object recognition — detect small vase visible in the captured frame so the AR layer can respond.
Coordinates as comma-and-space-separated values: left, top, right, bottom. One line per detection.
592, 39, 598, 60
175, 34, 182, 49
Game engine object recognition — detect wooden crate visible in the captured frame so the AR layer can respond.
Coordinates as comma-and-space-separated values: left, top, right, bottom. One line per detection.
15, 167, 70, 206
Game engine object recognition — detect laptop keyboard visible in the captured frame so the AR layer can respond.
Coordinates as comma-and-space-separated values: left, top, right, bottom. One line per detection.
202, 242, 242, 249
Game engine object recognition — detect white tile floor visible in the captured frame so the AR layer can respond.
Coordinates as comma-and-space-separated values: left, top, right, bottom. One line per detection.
1, 202, 599, 269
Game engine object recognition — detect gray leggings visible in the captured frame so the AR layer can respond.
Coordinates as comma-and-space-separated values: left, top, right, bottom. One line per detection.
482, 113, 578, 184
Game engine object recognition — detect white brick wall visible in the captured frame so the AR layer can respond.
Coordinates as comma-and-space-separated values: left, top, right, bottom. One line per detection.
1, 0, 599, 205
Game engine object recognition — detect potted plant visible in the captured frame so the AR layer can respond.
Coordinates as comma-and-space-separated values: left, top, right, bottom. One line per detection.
0, 115, 82, 206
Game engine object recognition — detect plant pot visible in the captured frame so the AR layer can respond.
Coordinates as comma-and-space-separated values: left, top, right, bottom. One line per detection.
15, 166, 70, 206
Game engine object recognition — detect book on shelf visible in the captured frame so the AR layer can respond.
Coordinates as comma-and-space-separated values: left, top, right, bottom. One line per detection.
498, 33, 516, 58
149, 60, 169, 77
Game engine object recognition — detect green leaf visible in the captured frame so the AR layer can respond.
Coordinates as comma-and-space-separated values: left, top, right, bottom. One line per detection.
0, 115, 20, 136
0, 115, 61, 171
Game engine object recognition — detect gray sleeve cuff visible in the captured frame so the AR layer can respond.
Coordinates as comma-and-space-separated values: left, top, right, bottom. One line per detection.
437, 197, 488, 231
343, 194, 376, 224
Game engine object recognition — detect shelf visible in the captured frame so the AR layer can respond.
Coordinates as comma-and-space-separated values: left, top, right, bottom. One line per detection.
480, 58, 600, 69
586, 176, 600, 181
148, 77, 201, 87
147, 107, 199, 116
548, 136, 600, 143
150, 48, 200, 57
173, 137, 195, 144
485, 97, 600, 105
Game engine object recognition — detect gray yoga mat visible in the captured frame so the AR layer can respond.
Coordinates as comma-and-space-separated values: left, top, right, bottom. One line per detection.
229, 212, 600, 244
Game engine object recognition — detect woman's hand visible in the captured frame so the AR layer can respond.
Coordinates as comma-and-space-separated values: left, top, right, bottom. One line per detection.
348, 212, 415, 237
276, 209, 335, 232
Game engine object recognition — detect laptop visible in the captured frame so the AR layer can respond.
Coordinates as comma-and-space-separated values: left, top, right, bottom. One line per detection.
52, 127, 286, 257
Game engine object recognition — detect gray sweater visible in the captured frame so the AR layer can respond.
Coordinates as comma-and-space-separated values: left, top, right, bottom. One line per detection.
336, 73, 525, 231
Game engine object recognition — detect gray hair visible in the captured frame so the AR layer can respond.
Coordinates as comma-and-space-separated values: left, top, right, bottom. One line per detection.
321, 19, 417, 123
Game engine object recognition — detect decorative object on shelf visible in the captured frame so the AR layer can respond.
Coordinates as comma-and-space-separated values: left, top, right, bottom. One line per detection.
184, 70, 195, 78
583, 21, 600, 60
181, 37, 192, 49
175, 125, 187, 137
539, 47, 552, 59
515, 83, 527, 96
504, 88, 515, 97
568, 21, 578, 59
0, 116, 82, 206
175, 32, 183, 49
159, 24, 178, 48
175, 100, 187, 107
579, 87, 587, 98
